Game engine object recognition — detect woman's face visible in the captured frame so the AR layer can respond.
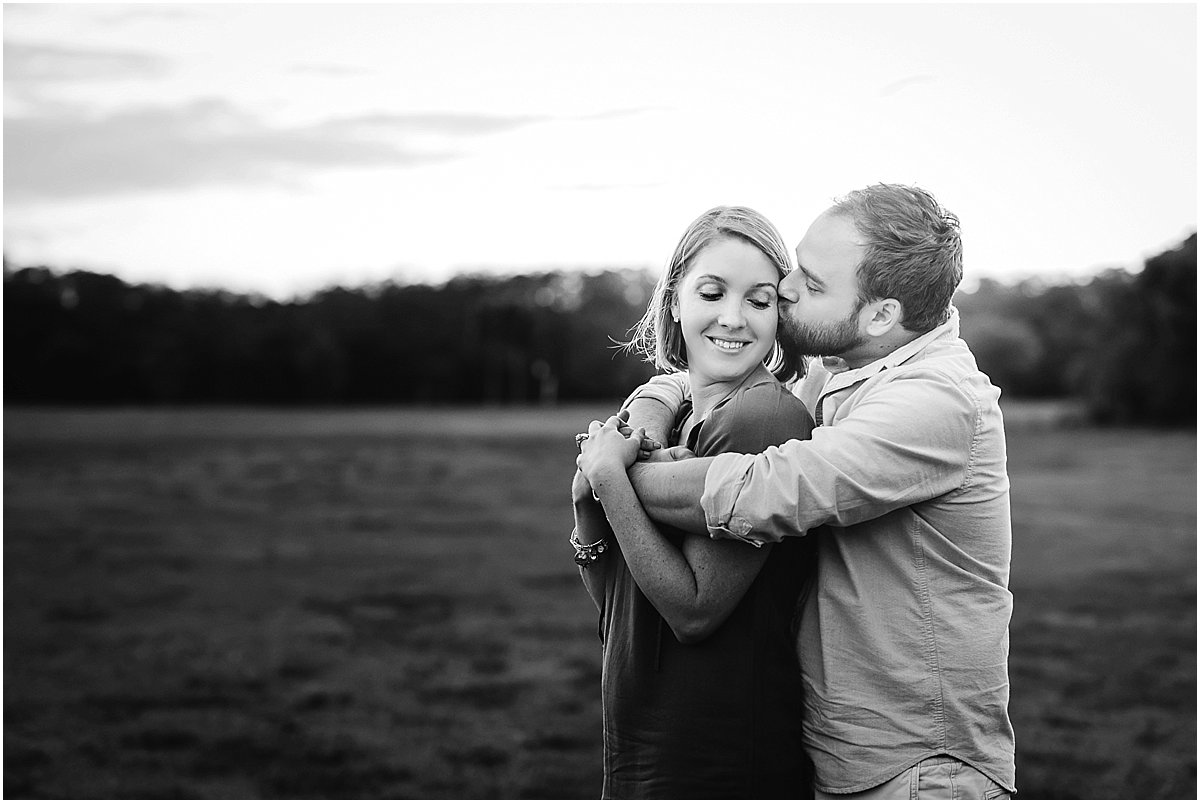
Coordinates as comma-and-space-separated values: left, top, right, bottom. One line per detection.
672, 236, 780, 387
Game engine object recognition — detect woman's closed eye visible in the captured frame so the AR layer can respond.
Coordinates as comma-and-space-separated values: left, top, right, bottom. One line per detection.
695, 283, 776, 309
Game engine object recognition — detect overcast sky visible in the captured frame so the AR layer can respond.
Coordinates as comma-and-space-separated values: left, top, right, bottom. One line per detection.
3, 3, 1196, 299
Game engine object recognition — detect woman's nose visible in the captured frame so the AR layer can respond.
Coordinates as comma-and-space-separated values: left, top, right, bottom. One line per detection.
717, 299, 746, 328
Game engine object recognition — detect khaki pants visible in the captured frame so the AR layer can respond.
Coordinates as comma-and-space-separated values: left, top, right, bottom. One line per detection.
815, 755, 1012, 800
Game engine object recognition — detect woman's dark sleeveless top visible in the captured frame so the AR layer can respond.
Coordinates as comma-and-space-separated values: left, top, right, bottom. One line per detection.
597, 371, 816, 799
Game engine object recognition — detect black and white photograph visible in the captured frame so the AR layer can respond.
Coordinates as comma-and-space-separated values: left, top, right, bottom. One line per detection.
3, 2, 1195, 799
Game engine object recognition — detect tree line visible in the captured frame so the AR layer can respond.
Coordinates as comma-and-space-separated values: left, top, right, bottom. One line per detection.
3, 267, 659, 407
4, 232, 1194, 425
955, 232, 1194, 425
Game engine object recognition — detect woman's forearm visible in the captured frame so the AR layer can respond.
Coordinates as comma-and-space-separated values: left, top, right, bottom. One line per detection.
589, 467, 707, 638
573, 501, 610, 613
626, 457, 714, 535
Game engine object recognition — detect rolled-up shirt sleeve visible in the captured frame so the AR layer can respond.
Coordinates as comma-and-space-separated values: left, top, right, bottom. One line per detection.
701, 366, 978, 544
700, 452, 760, 543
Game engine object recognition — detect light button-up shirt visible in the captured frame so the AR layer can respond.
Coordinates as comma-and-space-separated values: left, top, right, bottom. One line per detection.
705, 308, 1016, 793
631, 308, 1016, 793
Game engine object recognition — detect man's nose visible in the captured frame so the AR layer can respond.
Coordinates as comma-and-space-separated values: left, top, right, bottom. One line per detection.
778, 274, 801, 305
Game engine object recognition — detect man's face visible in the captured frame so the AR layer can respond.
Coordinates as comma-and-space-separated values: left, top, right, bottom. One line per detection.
777, 211, 870, 360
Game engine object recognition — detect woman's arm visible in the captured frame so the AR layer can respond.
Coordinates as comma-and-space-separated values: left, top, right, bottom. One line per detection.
580, 417, 770, 643
620, 373, 689, 448
617, 373, 710, 533
571, 469, 610, 614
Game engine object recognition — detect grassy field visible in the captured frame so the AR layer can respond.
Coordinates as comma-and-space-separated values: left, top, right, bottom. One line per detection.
3, 404, 1195, 799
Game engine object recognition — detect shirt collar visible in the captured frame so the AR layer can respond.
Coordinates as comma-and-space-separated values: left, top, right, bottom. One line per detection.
821, 306, 961, 390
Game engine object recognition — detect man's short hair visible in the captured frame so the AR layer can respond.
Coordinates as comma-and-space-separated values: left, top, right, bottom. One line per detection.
830, 184, 963, 334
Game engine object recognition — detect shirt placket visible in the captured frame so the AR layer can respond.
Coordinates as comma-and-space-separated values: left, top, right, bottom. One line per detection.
815, 376, 857, 426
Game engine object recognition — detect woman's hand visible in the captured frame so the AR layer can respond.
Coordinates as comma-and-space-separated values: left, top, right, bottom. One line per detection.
577, 415, 644, 486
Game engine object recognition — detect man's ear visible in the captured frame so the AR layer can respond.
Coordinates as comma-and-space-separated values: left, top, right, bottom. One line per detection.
864, 298, 903, 337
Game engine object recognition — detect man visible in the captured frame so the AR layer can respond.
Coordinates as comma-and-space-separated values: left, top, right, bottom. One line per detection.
614, 184, 1016, 798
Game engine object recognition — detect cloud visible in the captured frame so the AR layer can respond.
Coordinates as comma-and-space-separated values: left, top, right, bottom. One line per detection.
878, 74, 937, 97
94, 7, 203, 26
551, 182, 663, 192
314, 111, 549, 137
3, 41, 169, 85
575, 107, 666, 122
4, 100, 550, 201
287, 63, 373, 78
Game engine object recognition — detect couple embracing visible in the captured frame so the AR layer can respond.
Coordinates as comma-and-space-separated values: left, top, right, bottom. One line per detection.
571, 184, 1016, 800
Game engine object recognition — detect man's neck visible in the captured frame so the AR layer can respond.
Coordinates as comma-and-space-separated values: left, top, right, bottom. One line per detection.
839, 328, 923, 370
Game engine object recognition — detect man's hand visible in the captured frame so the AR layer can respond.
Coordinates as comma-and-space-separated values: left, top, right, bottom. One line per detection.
643, 445, 696, 463
614, 408, 662, 460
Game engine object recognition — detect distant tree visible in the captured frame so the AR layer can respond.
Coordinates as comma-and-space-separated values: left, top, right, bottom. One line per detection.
4, 265, 659, 405
955, 277, 1098, 398
958, 311, 1044, 396
1074, 234, 1196, 426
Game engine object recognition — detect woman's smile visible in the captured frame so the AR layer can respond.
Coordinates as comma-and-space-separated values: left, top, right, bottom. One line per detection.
706, 335, 752, 352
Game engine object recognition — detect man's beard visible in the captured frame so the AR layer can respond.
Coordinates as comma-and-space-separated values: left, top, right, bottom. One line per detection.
778, 305, 866, 359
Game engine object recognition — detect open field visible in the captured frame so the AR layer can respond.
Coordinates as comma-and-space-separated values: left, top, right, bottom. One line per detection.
4, 404, 1196, 798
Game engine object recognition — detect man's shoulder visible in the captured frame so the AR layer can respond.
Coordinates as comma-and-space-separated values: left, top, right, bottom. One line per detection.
880, 336, 1006, 434
894, 332, 991, 387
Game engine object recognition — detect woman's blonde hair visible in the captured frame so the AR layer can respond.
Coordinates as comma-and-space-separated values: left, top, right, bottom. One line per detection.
624, 206, 802, 384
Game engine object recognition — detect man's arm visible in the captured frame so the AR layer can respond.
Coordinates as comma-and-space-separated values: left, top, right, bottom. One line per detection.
701, 366, 979, 544
626, 457, 714, 536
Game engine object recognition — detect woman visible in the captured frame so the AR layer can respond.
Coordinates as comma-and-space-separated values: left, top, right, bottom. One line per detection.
571, 206, 816, 799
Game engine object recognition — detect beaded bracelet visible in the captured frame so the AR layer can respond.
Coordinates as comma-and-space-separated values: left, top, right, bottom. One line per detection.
570, 529, 609, 568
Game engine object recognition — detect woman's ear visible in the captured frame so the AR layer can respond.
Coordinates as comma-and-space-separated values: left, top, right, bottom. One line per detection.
670, 296, 680, 322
